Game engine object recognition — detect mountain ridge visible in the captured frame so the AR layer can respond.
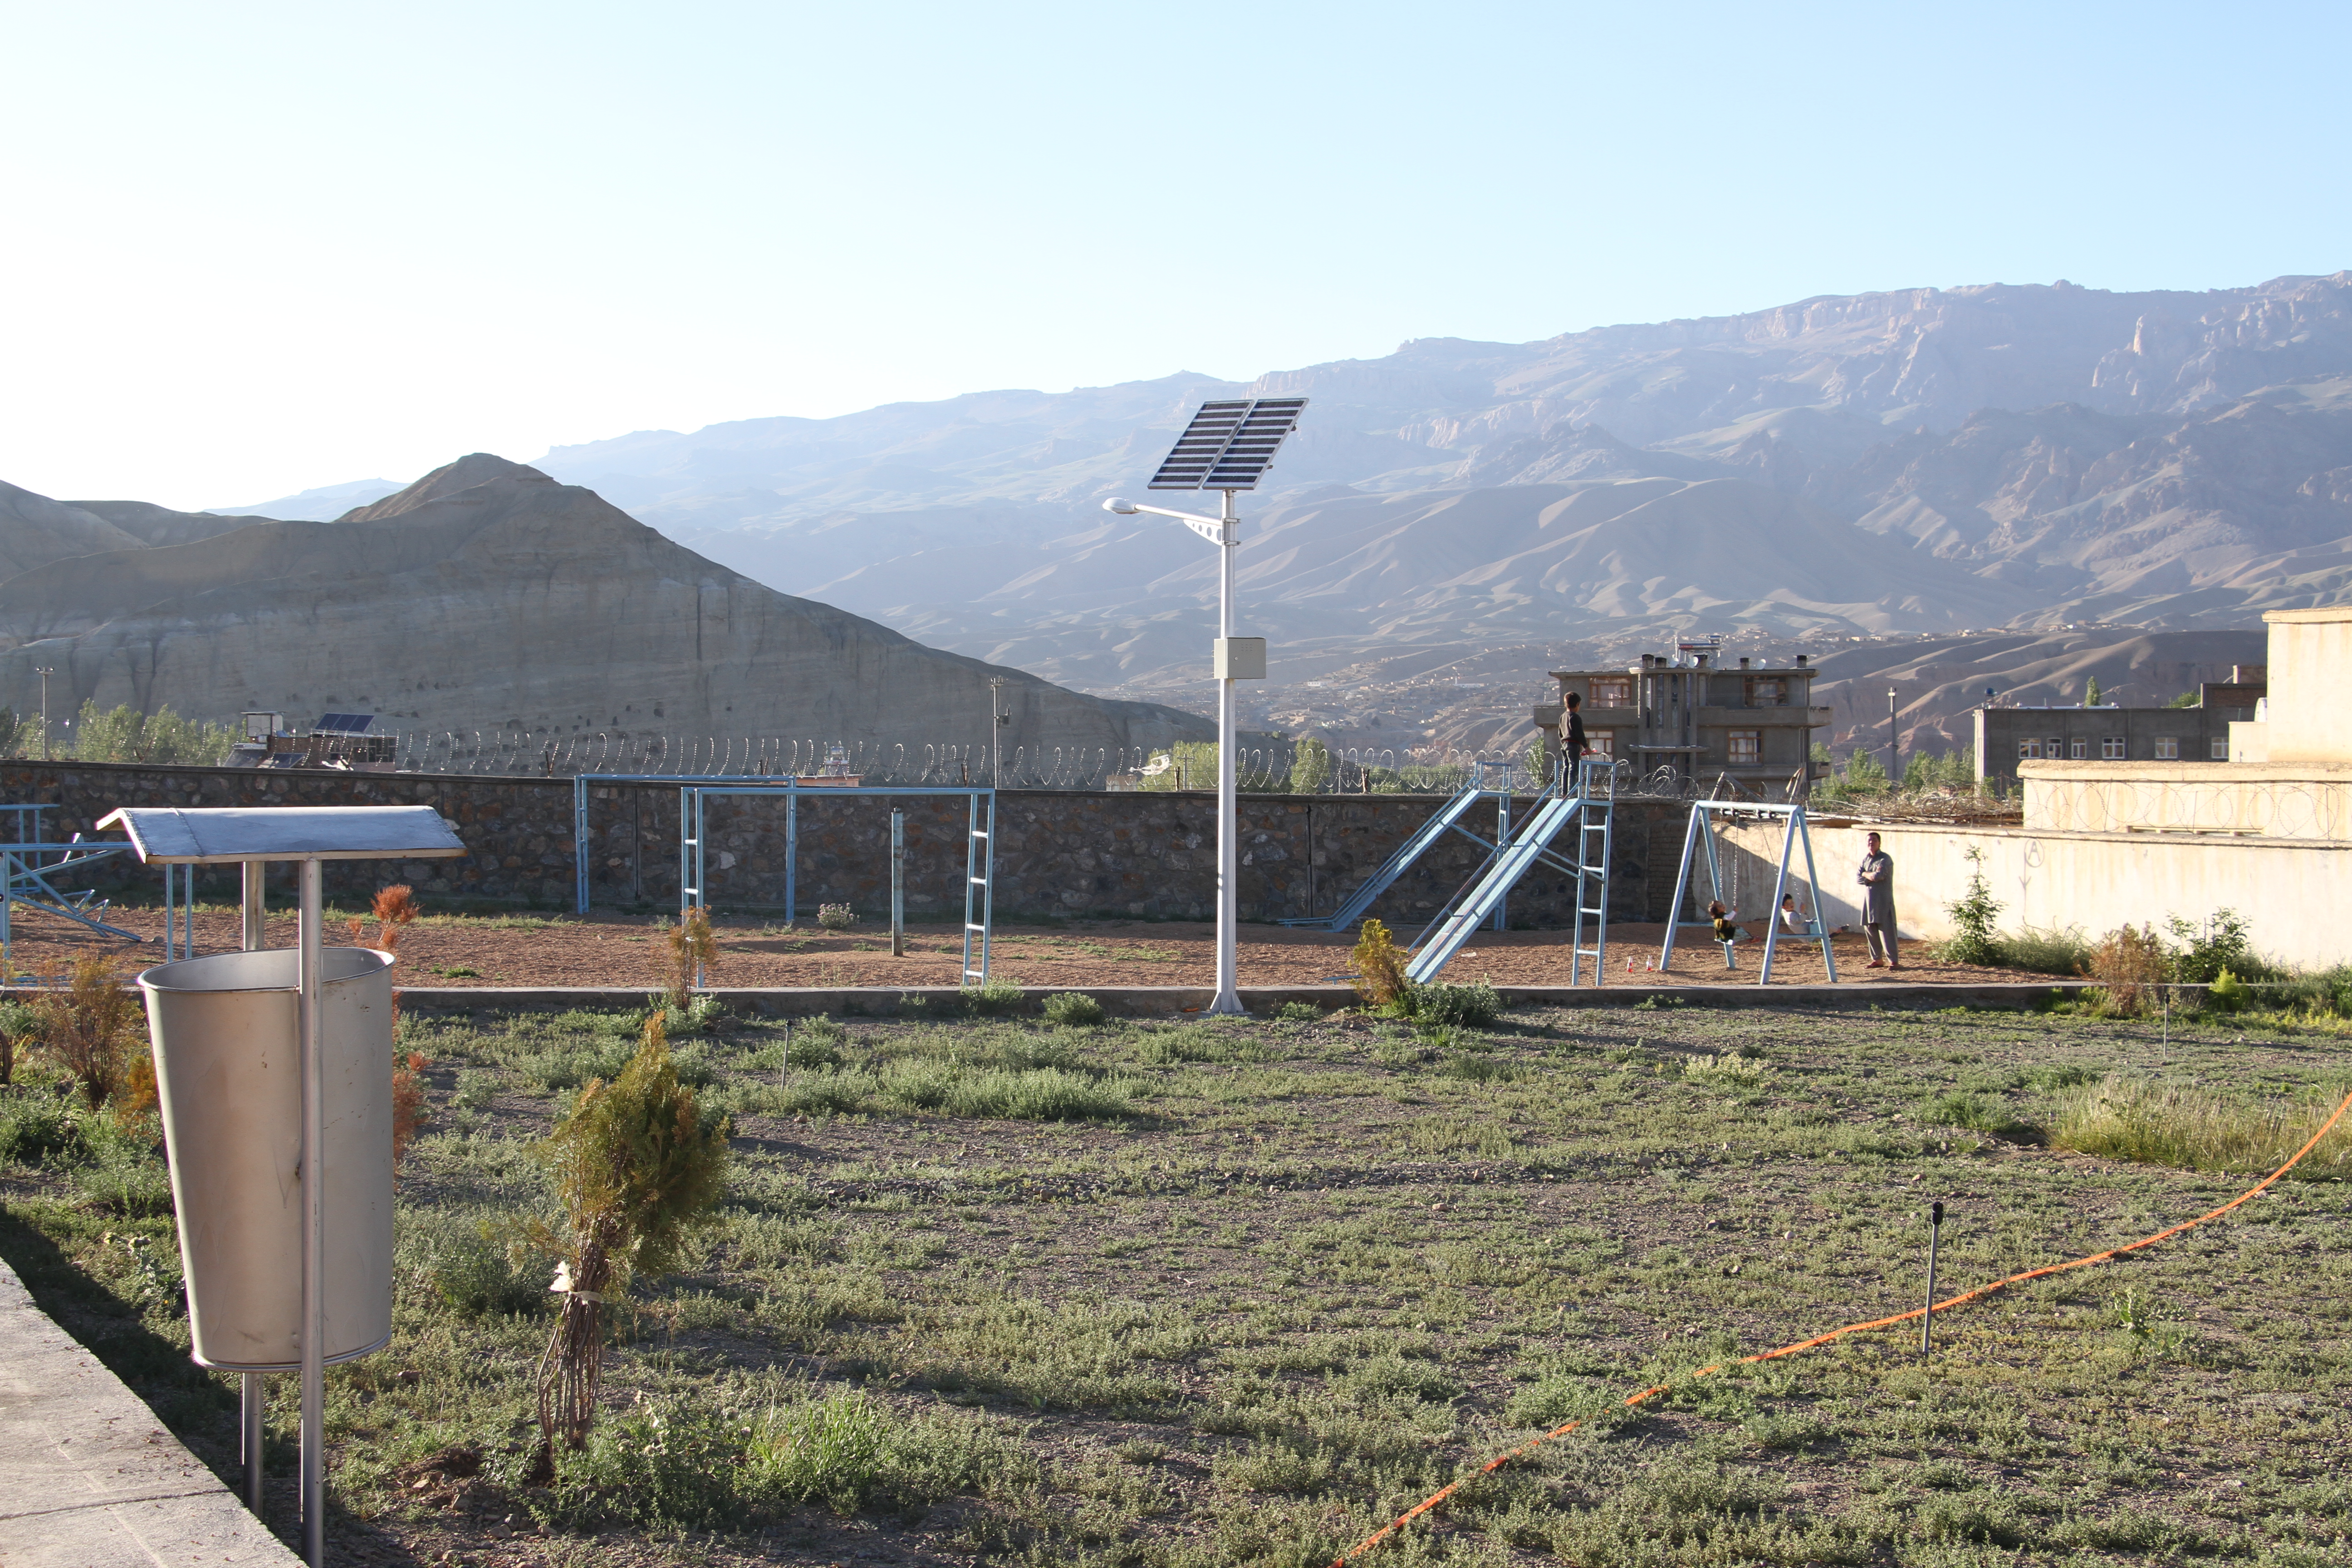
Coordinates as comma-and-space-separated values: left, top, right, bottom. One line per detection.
0, 456, 1209, 757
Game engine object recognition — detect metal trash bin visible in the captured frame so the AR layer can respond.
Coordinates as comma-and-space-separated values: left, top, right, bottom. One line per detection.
138, 946, 397, 1371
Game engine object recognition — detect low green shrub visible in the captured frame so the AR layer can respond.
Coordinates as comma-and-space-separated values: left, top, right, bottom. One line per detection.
400, 1212, 550, 1318
1916, 1090, 2038, 1142
1042, 991, 1105, 1028
545, 1392, 748, 1529
1998, 926, 2092, 976
787, 1017, 847, 1068
1272, 1000, 1323, 1022
1410, 980, 1503, 1029
960, 976, 1027, 1017
0, 1090, 87, 1165
537, 1384, 1029, 1530
2208, 968, 2249, 1011
748, 1387, 895, 1512
75, 1131, 174, 1216
2165, 909, 2272, 984
877, 1060, 1133, 1122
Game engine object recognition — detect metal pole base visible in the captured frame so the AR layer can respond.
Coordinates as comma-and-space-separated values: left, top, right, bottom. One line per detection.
241, 1372, 265, 1515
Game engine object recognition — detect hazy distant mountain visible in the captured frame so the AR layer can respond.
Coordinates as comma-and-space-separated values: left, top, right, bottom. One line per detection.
486, 272, 2352, 699
0, 456, 1207, 757
211, 477, 403, 521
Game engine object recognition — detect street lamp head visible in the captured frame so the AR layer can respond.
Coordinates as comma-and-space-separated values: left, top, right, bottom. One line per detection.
1102, 497, 1139, 515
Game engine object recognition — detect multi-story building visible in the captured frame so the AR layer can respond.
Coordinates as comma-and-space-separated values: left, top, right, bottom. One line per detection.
1971, 666, 2267, 784
1535, 644, 1829, 795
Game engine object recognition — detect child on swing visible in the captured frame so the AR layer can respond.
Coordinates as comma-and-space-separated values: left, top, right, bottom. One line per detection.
1706, 900, 1746, 945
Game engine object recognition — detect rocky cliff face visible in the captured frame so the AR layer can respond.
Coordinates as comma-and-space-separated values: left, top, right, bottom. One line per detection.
491, 273, 2352, 698
0, 455, 1209, 756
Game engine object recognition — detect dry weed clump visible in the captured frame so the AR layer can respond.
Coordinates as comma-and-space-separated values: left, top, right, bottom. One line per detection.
2084, 924, 2169, 1015
2053, 1073, 2352, 1180
662, 907, 719, 1010
35, 952, 145, 1108
348, 883, 421, 951
392, 1051, 429, 1169
1352, 919, 1410, 1010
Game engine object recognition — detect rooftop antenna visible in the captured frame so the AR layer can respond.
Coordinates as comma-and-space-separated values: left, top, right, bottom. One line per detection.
1104, 396, 1307, 1014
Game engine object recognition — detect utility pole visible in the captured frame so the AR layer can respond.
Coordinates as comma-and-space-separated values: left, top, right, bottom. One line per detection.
35, 666, 54, 761
1887, 686, 1899, 785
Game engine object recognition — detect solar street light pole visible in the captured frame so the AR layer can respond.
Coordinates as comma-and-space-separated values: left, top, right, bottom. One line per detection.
1213, 488, 1240, 1014
1103, 395, 1306, 1020
1104, 490, 1246, 1014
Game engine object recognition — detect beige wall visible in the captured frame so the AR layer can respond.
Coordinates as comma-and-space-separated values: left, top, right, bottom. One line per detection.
2018, 760, 2352, 840
1717, 818, 2350, 971
2230, 608, 2352, 765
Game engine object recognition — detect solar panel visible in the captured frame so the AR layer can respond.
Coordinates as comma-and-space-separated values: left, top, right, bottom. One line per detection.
1147, 397, 1308, 490
314, 713, 375, 735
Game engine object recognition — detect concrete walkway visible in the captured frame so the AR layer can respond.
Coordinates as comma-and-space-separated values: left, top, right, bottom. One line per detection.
0, 1255, 299, 1567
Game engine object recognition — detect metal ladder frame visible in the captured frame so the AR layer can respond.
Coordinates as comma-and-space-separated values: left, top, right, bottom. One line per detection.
1656, 801, 1838, 985
1568, 757, 1619, 984
962, 791, 994, 984
0, 805, 137, 978
675, 782, 999, 982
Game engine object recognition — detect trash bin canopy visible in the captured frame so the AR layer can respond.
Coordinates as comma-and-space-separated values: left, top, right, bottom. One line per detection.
94, 805, 467, 864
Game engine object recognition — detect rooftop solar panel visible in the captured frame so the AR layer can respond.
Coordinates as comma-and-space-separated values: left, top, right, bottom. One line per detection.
1147, 397, 1307, 490
314, 713, 375, 735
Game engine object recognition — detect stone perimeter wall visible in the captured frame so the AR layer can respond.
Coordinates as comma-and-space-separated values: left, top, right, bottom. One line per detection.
0, 761, 1695, 927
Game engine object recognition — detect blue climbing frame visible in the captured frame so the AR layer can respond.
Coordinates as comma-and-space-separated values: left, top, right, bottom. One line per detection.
672, 783, 998, 983
1402, 758, 1621, 986
1280, 760, 1531, 934
1656, 802, 1837, 986
0, 805, 136, 976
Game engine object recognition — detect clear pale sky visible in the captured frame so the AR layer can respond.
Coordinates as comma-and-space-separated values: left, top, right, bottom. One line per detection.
5, 0, 2347, 509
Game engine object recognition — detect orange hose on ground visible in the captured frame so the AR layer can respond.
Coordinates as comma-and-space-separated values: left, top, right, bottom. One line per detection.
1328, 1089, 2352, 1567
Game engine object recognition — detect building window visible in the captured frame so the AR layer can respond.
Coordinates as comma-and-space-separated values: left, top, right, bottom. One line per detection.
2210, 737, 2230, 760
2019, 739, 2042, 761
2102, 737, 2126, 760
1728, 731, 1760, 764
2070, 738, 2087, 759
1589, 677, 1632, 708
1744, 676, 1787, 706
1588, 730, 1614, 760
2155, 736, 2180, 760
2047, 737, 2063, 759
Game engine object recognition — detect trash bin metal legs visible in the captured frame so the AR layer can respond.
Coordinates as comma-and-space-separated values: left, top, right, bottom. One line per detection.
242, 858, 264, 952
242, 1371, 265, 1514
299, 857, 325, 1568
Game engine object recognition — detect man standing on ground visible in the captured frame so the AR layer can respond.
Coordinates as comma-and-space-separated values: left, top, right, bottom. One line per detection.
1857, 830, 1899, 969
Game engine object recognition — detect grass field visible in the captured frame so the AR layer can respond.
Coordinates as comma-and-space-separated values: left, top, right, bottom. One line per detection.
4, 995, 2351, 1567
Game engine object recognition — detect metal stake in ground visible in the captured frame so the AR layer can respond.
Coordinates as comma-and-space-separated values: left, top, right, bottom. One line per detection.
890, 808, 905, 957
1921, 1200, 1944, 1361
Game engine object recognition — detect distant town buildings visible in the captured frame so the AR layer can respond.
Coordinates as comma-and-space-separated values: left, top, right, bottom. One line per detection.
1536, 642, 1828, 795
1971, 666, 2267, 785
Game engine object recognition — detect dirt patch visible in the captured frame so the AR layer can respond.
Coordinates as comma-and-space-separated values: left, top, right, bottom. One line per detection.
2, 902, 2035, 991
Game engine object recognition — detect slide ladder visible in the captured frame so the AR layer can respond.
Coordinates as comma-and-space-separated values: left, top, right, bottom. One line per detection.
1568, 759, 1617, 984
1404, 781, 1587, 984
1281, 779, 1488, 931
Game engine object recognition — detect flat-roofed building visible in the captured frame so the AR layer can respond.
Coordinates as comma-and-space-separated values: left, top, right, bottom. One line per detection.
1534, 649, 1828, 795
1972, 665, 2267, 784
